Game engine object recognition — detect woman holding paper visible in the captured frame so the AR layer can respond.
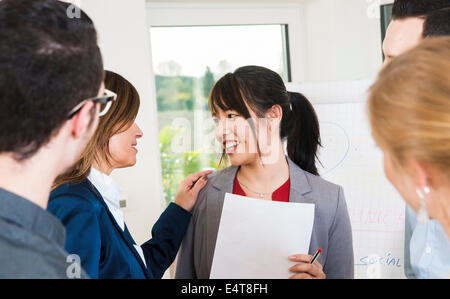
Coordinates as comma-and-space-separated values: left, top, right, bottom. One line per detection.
175, 65, 354, 279
368, 37, 450, 278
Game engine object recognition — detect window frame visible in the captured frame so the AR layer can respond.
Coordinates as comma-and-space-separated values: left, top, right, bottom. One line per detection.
146, 1, 306, 82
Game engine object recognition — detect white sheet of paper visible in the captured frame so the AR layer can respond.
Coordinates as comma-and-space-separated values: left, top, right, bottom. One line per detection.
210, 193, 315, 279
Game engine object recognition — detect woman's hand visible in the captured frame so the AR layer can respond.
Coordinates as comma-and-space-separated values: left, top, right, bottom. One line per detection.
174, 170, 213, 212
288, 254, 326, 279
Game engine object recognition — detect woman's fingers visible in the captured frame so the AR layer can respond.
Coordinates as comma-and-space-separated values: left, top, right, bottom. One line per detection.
175, 170, 213, 212
288, 263, 325, 278
288, 254, 323, 269
288, 254, 311, 263
189, 175, 208, 197
184, 170, 213, 189
288, 254, 326, 279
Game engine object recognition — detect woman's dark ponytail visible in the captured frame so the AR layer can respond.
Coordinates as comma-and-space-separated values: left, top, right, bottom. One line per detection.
281, 92, 321, 175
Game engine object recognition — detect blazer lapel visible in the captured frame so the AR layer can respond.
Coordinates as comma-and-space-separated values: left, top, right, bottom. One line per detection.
123, 224, 153, 277
202, 157, 314, 277
204, 165, 238, 277
286, 157, 315, 204
83, 180, 150, 278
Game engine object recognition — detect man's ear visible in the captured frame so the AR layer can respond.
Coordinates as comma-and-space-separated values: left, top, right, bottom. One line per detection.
70, 101, 97, 139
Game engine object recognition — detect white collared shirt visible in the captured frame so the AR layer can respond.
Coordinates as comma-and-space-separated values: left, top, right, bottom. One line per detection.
88, 167, 146, 267
88, 167, 125, 231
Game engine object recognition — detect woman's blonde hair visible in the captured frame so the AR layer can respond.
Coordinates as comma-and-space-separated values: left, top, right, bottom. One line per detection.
53, 70, 140, 189
368, 36, 450, 175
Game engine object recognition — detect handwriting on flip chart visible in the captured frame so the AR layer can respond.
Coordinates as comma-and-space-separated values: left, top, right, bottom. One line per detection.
349, 208, 405, 232
287, 80, 406, 279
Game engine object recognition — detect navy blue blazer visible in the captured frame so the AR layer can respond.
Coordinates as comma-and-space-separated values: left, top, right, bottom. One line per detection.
48, 180, 191, 279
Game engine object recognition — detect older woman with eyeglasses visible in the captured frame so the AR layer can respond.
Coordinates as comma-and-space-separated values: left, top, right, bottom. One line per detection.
48, 70, 211, 279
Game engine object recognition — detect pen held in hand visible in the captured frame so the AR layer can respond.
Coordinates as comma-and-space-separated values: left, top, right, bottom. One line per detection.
310, 248, 322, 264
189, 175, 206, 190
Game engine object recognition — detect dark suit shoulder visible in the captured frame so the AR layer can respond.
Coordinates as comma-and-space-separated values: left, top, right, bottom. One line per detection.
49, 180, 103, 213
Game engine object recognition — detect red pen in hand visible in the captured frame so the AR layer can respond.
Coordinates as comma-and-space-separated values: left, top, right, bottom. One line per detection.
310, 248, 322, 264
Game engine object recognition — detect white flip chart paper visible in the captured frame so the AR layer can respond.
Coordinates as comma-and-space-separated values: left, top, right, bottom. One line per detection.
210, 193, 315, 279
287, 80, 407, 278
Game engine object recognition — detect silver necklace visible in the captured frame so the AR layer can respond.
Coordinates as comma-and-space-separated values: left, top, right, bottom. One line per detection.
237, 179, 272, 198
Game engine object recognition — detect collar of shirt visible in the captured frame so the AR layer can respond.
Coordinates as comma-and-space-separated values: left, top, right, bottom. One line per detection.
0, 187, 66, 246
88, 167, 125, 231
87, 168, 147, 267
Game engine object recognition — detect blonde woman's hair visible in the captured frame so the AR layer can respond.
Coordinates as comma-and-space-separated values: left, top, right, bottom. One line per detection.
368, 36, 450, 175
53, 70, 140, 189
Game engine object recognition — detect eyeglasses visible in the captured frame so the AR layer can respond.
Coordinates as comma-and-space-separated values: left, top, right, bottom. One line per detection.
67, 89, 117, 119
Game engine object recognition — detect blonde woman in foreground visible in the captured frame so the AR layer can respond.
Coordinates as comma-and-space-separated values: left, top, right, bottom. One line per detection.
368, 36, 450, 278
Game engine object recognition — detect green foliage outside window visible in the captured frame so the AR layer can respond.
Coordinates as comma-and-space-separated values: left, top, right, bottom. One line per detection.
157, 66, 227, 206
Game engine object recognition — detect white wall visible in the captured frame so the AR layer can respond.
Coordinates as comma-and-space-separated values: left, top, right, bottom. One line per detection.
79, 0, 164, 244
147, 0, 384, 82
303, 0, 383, 82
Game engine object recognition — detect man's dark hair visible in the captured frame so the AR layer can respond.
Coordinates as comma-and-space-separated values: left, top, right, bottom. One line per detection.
392, 0, 450, 19
423, 8, 450, 37
0, 0, 104, 161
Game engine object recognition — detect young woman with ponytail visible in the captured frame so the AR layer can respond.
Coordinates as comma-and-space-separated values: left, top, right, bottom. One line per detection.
175, 66, 354, 279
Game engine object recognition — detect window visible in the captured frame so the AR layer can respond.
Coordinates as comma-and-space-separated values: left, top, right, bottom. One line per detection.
147, 3, 303, 206
151, 24, 291, 206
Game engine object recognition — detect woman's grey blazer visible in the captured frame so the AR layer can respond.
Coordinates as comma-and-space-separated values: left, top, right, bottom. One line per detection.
175, 157, 354, 279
